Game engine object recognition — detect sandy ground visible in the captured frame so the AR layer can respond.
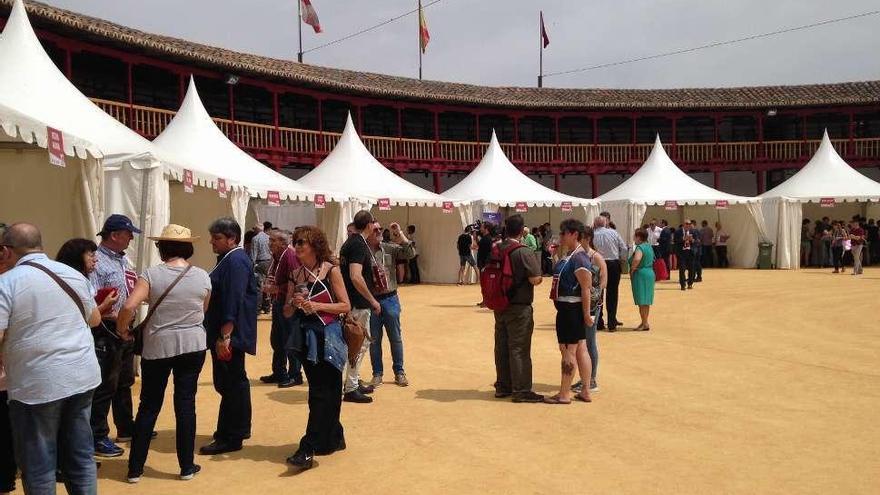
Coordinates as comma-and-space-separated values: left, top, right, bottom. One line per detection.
90, 268, 880, 495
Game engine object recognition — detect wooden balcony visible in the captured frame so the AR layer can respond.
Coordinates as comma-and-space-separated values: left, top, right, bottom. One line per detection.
91, 98, 880, 171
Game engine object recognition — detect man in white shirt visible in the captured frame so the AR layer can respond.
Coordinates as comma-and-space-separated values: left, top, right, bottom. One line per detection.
647, 218, 663, 259
0, 223, 102, 494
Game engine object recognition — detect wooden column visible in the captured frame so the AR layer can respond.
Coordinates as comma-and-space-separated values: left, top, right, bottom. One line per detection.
396, 107, 403, 158
590, 173, 599, 198
272, 91, 280, 150
554, 117, 560, 162
713, 170, 721, 190
178, 73, 186, 104
432, 171, 441, 194
756, 170, 765, 194
228, 84, 236, 144
513, 116, 520, 161
433, 111, 440, 158
63, 48, 73, 80
126, 62, 134, 127
554, 173, 561, 192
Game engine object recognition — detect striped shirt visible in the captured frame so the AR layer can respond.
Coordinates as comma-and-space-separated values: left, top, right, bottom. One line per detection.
593, 227, 628, 261
89, 245, 136, 315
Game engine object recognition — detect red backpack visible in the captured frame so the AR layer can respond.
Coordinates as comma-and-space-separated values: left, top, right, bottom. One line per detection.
480, 243, 526, 311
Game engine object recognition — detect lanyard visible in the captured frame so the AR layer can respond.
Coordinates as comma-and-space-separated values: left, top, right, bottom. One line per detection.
301, 263, 330, 300
371, 244, 386, 267
209, 246, 243, 275
559, 244, 584, 274
273, 246, 294, 278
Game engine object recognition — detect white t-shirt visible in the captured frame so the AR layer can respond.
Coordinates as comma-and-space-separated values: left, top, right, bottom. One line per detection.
647, 226, 663, 246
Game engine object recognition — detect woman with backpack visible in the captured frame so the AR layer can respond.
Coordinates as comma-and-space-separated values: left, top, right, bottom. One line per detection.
544, 219, 598, 404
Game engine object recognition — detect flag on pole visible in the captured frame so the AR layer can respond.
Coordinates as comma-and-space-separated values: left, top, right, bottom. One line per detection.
540, 11, 550, 48
419, 3, 430, 53
300, 0, 322, 33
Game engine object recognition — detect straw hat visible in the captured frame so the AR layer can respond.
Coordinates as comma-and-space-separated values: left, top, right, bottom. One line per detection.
148, 224, 200, 242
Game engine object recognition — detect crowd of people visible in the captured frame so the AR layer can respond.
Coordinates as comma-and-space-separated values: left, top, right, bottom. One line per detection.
0, 208, 420, 492
2, 205, 867, 492
800, 215, 872, 274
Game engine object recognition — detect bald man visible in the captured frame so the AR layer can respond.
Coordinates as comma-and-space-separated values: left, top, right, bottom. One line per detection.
0, 223, 102, 493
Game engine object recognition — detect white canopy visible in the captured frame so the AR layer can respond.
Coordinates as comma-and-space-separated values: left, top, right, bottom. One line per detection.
599, 136, 754, 205
444, 131, 596, 208
298, 114, 463, 207
761, 131, 880, 202
0, 0, 193, 175
597, 137, 767, 268
154, 78, 347, 203
760, 131, 880, 268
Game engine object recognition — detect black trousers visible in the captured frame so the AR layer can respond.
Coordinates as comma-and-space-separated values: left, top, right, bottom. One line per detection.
113, 341, 136, 436
408, 256, 421, 284
270, 301, 302, 381
90, 326, 123, 440
0, 391, 16, 493
694, 250, 703, 280
129, 350, 205, 473
210, 347, 252, 444
599, 260, 622, 327
298, 357, 345, 455
701, 247, 714, 268
715, 246, 729, 268
678, 250, 695, 288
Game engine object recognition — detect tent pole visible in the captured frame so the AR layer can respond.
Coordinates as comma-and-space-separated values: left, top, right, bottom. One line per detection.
135, 166, 151, 275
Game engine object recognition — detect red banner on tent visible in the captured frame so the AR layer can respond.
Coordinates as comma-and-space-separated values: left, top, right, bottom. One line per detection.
715, 200, 729, 210
217, 179, 227, 198
183, 170, 194, 193
820, 197, 835, 208
442, 201, 453, 213
378, 198, 391, 210
47, 127, 65, 167
515, 201, 528, 213
664, 200, 678, 211
561, 201, 572, 212
313, 194, 326, 208
267, 191, 281, 206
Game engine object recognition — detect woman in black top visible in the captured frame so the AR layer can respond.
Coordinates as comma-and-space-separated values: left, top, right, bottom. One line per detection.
283, 226, 351, 470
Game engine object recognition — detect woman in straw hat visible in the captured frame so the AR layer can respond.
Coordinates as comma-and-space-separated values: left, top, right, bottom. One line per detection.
116, 224, 212, 483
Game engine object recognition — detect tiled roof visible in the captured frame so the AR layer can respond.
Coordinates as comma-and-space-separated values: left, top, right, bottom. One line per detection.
5, 0, 880, 110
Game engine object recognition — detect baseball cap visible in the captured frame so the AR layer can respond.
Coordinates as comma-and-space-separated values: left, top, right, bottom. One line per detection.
97, 214, 142, 236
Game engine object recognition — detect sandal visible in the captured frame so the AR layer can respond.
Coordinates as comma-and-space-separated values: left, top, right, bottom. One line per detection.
543, 394, 571, 405
574, 393, 592, 403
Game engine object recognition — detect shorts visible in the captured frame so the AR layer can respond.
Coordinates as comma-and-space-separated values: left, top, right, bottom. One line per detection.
459, 254, 476, 267
554, 301, 587, 344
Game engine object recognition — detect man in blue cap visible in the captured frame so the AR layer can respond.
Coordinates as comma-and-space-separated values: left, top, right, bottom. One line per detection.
89, 214, 142, 457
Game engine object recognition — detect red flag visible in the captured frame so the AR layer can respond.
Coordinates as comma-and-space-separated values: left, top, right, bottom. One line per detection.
540, 11, 550, 48
419, 3, 430, 53
300, 0, 322, 33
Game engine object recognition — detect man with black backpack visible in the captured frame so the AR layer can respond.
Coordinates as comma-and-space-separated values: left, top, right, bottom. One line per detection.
482, 215, 544, 403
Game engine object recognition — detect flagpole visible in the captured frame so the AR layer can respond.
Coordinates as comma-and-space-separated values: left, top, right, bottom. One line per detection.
297, 0, 303, 63
418, 0, 423, 80
538, 11, 543, 88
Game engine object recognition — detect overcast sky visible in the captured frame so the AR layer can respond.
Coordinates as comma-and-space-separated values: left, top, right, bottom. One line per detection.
40, 0, 880, 89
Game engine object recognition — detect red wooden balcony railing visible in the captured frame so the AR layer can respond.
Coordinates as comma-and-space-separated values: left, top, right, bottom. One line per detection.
91, 98, 880, 170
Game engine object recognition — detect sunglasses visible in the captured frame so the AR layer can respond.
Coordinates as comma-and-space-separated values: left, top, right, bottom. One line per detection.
294, 239, 307, 246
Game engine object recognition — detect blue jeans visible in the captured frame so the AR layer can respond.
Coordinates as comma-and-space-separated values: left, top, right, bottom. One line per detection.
586, 315, 599, 383
9, 390, 97, 495
369, 294, 405, 376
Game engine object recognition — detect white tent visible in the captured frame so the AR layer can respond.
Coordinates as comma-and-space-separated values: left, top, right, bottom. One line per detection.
0, 0, 214, 270
443, 131, 599, 231
0, 102, 104, 251
597, 136, 769, 267
760, 130, 880, 268
298, 115, 470, 283
152, 78, 350, 268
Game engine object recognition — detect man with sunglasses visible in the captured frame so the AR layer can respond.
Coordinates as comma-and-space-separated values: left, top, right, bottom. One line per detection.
365, 222, 415, 388
260, 230, 303, 388
339, 210, 380, 404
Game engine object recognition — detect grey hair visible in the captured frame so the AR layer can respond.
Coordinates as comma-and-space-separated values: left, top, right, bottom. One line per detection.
2, 223, 43, 251
208, 217, 242, 243
593, 216, 607, 228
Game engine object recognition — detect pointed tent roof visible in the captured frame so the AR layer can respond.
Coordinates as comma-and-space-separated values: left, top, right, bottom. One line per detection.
443, 131, 595, 207
298, 114, 462, 207
0, 0, 190, 172
153, 78, 347, 201
598, 136, 754, 205
0, 101, 100, 156
761, 130, 880, 202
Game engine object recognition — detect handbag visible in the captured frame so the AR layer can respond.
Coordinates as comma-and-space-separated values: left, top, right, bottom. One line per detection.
131, 265, 192, 355
342, 314, 368, 363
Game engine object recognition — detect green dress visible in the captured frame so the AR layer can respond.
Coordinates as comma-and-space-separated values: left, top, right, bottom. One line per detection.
629, 242, 655, 306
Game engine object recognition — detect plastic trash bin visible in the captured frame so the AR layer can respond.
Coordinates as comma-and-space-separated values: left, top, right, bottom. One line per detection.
757, 242, 773, 269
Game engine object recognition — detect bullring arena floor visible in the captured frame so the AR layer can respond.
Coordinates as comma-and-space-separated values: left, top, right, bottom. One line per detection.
93, 268, 879, 494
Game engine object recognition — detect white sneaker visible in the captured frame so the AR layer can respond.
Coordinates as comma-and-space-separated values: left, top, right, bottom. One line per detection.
589, 381, 599, 393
